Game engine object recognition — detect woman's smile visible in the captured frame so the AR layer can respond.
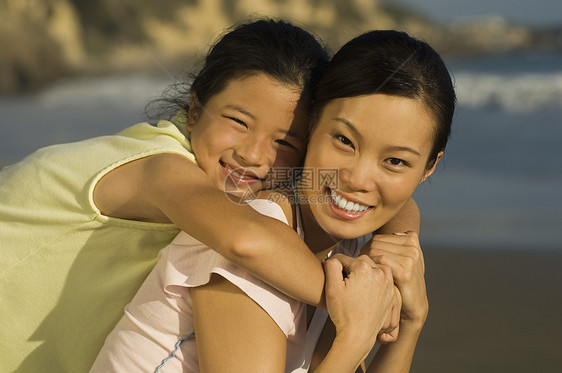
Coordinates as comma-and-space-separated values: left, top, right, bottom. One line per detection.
328, 187, 373, 220
300, 93, 439, 240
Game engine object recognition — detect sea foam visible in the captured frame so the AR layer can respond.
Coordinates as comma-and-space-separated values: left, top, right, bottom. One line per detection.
454, 71, 562, 111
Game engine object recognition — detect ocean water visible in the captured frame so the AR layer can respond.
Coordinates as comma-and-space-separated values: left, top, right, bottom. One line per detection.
414, 51, 562, 249
1, 51, 561, 249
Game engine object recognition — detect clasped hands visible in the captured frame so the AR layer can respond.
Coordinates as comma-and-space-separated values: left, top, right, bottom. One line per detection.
324, 231, 428, 353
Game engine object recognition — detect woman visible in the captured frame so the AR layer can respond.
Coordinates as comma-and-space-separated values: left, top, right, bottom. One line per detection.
93, 30, 455, 372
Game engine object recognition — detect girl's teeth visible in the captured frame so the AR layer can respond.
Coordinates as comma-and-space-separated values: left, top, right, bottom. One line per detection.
229, 168, 254, 180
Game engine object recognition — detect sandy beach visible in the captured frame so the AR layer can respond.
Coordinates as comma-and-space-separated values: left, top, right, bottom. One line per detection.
411, 247, 562, 372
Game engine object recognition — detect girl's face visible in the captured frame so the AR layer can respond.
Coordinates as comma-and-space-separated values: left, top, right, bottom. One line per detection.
302, 94, 442, 240
188, 73, 308, 197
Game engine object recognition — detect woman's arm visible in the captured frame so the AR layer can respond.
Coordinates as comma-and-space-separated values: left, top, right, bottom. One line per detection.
313, 255, 396, 373
311, 198, 421, 365
191, 255, 396, 373
191, 274, 287, 372
362, 232, 428, 373
375, 198, 420, 235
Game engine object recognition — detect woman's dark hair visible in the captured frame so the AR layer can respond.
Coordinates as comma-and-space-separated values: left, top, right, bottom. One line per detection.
311, 30, 456, 167
149, 18, 329, 125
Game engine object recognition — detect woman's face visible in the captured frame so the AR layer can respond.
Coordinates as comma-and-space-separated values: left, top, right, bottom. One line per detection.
188, 73, 308, 198
302, 94, 442, 239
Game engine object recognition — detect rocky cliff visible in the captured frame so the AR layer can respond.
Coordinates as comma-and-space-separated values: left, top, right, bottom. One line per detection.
0, 0, 559, 94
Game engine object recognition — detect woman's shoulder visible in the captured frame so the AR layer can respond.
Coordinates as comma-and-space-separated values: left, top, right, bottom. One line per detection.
252, 189, 295, 229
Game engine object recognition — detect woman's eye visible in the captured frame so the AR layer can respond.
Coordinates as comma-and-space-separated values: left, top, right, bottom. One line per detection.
275, 139, 297, 150
336, 135, 355, 149
388, 158, 407, 167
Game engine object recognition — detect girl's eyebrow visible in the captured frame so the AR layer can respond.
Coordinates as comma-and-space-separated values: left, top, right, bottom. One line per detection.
224, 105, 255, 119
278, 129, 300, 138
224, 105, 300, 138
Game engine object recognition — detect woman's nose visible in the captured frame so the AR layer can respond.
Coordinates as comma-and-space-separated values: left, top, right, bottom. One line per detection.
338, 162, 377, 192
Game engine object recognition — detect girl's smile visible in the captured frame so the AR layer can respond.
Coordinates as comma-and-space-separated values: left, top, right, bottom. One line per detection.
220, 160, 264, 186
188, 73, 308, 197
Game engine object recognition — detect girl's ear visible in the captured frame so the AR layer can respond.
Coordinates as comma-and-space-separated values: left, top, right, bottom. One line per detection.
420, 151, 443, 184
186, 92, 201, 132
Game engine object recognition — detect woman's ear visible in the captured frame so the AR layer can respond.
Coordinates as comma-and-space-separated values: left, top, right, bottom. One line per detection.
186, 92, 201, 132
420, 151, 443, 184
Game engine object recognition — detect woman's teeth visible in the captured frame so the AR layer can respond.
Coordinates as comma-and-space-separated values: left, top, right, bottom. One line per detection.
330, 189, 370, 212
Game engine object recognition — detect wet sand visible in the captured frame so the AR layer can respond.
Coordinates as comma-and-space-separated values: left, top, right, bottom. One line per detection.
411, 247, 562, 372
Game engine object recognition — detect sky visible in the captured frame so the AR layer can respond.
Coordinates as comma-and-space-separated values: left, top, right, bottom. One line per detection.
386, 0, 562, 26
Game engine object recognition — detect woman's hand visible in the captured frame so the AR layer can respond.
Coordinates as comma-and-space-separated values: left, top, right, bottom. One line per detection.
361, 232, 428, 331
324, 254, 398, 358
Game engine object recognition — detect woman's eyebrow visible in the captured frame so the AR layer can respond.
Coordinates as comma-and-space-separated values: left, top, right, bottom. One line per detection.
224, 105, 255, 119
334, 117, 361, 138
386, 146, 422, 157
335, 117, 422, 157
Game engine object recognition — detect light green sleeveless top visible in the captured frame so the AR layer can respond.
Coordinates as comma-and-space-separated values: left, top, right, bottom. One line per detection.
0, 120, 196, 372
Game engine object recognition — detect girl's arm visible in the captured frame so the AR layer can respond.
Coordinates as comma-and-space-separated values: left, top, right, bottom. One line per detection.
95, 153, 326, 306
95, 153, 420, 308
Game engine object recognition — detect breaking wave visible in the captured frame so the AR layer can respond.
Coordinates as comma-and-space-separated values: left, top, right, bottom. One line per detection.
454, 71, 562, 111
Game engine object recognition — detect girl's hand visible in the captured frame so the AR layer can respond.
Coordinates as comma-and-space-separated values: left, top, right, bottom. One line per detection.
324, 254, 398, 357
361, 232, 428, 330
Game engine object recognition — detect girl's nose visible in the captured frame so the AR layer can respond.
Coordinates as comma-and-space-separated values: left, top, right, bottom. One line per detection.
235, 136, 271, 168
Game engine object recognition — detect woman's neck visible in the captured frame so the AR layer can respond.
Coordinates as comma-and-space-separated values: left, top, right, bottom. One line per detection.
297, 189, 341, 254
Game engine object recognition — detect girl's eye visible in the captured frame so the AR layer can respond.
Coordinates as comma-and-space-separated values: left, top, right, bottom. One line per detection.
275, 139, 297, 150
227, 117, 247, 128
336, 135, 355, 150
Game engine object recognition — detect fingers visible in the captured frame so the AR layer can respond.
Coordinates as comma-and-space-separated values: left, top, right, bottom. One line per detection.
324, 255, 345, 297
324, 254, 396, 309
377, 285, 402, 343
324, 254, 398, 350
329, 253, 393, 289
361, 232, 425, 279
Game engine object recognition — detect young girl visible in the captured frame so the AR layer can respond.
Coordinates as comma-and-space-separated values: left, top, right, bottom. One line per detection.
92, 30, 455, 372
0, 19, 413, 372
0, 19, 330, 372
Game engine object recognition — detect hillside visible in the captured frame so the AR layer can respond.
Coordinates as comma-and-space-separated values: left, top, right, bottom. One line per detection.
0, 0, 559, 94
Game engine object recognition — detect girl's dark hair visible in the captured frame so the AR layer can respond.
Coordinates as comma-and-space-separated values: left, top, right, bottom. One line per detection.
149, 18, 329, 124
311, 30, 456, 167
